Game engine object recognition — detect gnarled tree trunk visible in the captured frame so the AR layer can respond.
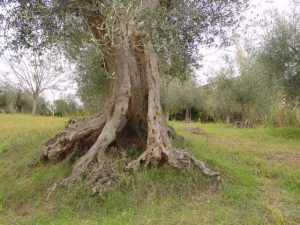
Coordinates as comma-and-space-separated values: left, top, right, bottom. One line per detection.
43, 13, 220, 196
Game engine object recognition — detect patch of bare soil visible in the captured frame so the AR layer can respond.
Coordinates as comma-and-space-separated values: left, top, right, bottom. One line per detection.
185, 127, 206, 135
257, 151, 300, 167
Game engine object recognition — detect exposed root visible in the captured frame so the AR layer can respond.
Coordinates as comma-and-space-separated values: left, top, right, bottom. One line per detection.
47, 143, 220, 199
167, 148, 220, 179
85, 157, 117, 195
125, 147, 220, 180
43, 114, 107, 162
47, 148, 119, 198
46, 177, 72, 200
47, 154, 117, 198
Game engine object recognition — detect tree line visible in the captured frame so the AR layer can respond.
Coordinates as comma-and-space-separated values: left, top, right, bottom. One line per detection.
0, 85, 83, 116
2, 9, 298, 128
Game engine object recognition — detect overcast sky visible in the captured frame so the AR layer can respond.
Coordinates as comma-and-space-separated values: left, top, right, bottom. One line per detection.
0, 0, 295, 103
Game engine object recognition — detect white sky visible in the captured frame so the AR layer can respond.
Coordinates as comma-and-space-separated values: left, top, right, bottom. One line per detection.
0, 0, 295, 103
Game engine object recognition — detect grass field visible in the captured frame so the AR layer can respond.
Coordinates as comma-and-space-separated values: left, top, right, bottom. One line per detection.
0, 114, 299, 225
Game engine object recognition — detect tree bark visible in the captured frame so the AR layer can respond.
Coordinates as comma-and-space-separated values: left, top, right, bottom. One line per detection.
240, 102, 246, 121
43, 14, 220, 197
165, 109, 170, 121
185, 106, 191, 122
32, 95, 37, 115
226, 115, 231, 124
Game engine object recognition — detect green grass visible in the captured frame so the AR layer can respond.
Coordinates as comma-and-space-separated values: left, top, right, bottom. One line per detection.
0, 114, 299, 224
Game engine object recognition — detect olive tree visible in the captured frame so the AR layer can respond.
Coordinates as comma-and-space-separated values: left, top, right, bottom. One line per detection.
161, 77, 201, 122
259, 11, 300, 106
2, 52, 63, 115
1, 0, 248, 195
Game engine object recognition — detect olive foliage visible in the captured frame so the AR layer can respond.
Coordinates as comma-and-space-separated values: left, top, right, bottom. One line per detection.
1, 0, 248, 80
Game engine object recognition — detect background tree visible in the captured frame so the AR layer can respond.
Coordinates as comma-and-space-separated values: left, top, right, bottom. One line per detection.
54, 95, 81, 116
203, 49, 277, 123
161, 77, 201, 122
0, 84, 51, 114
75, 47, 109, 114
2, 52, 63, 115
0, 85, 15, 113
258, 11, 300, 107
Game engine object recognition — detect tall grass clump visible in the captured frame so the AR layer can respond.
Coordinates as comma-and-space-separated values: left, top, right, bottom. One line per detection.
262, 108, 300, 128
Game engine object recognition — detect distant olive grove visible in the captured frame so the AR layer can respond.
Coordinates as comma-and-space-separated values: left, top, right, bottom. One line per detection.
0, 86, 50, 115
0, 85, 83, 116
160, 11, 299, 127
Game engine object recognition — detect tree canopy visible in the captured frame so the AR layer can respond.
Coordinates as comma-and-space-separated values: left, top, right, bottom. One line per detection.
1, 0, 248, 77
258, 11, 300, 103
